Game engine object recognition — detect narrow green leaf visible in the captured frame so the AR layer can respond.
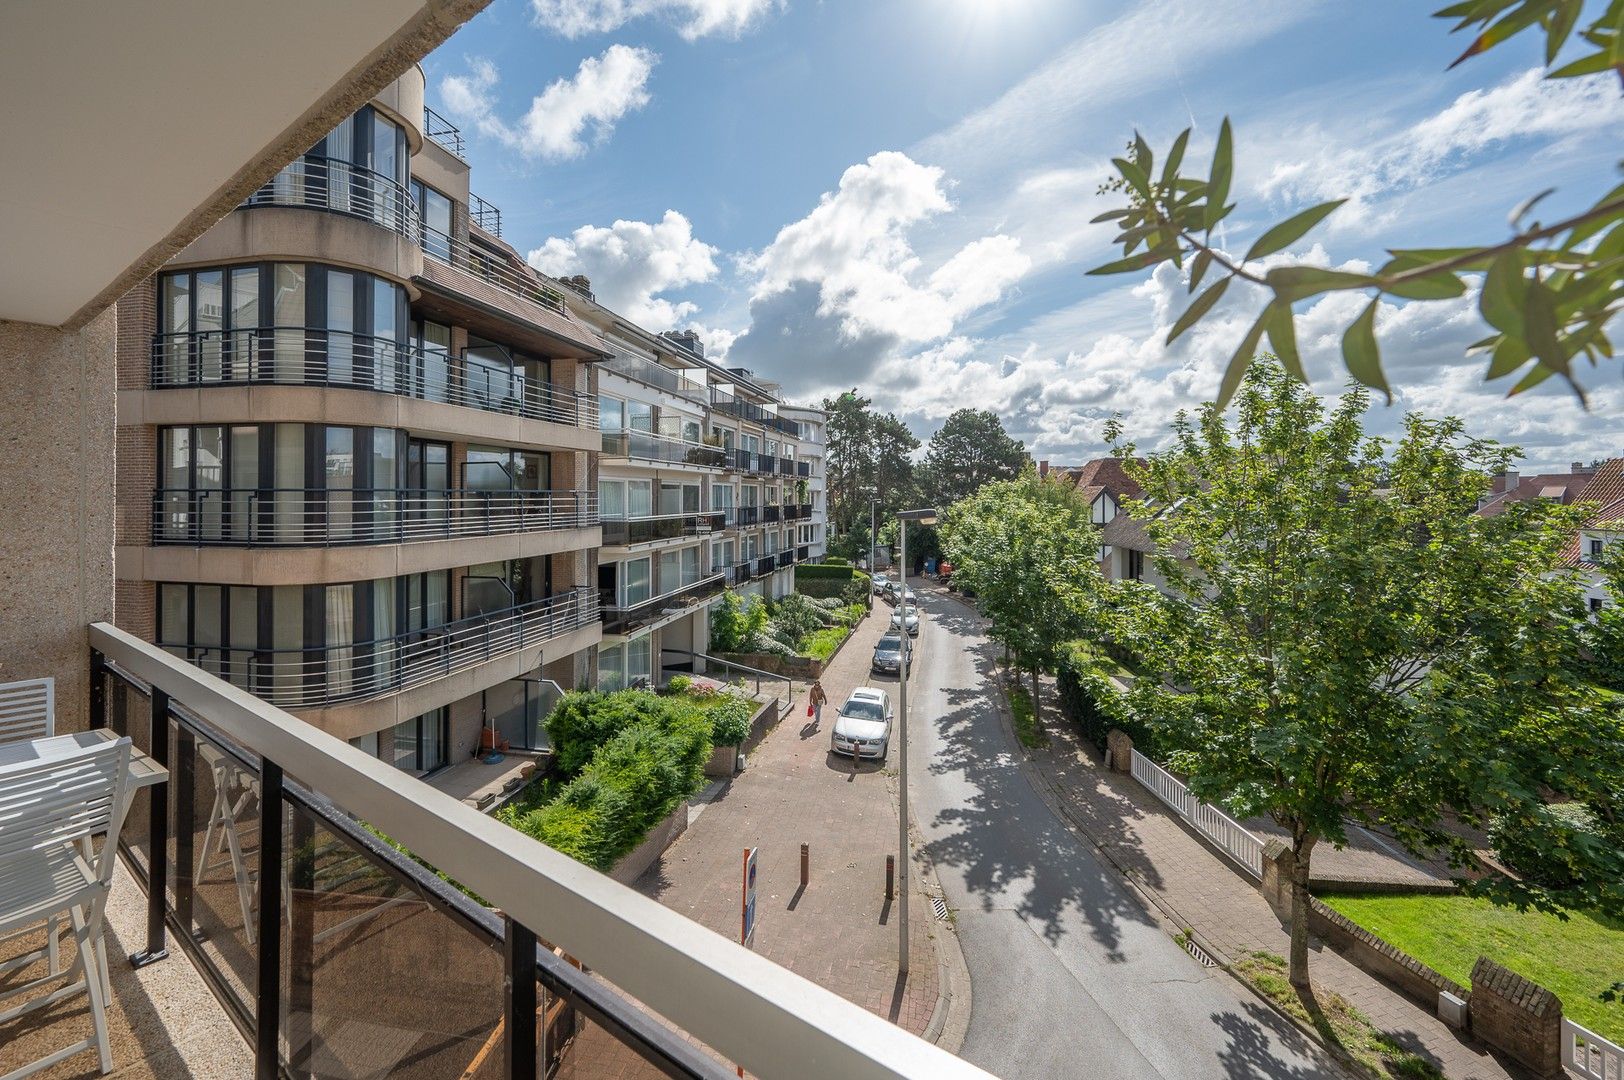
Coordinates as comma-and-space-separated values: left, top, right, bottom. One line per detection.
1342, 298, 1390, 402
1087, 252, 1162, 276
1162, 128, 1191, 187
1382, 269, 1468, 300
1507, 362, 1557, 396
1523, 280, 1568, 373
1216, 307, 1268, 409
1167, 277, 1231, 345
1481, 250, 1527, 336
1549, 50, 1618, 76
1263, 300, 1307, 381
1090, 208, 1132, 224
1486, 334, 1529, 379
1386, 247, 1495, 271
1132, 132, 1155, 191
1265, 265, 1375, 303
1244, 200, 1346, 262
1114, 157, 1151, 200
1546, 0, 1583, 62
1206, 119, 1233, 232
1189, 249, 1214, 293
1508, 187, 1556, 230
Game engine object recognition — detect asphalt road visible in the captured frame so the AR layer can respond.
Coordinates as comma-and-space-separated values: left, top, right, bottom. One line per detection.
900, 588, 1344, 1080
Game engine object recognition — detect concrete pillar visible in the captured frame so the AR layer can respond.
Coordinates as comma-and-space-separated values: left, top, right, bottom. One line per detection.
1259, 839, 1295, 921
0, 312, 117, 732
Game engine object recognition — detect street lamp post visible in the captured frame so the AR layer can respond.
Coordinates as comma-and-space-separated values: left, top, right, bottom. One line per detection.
893, 507, 936, 976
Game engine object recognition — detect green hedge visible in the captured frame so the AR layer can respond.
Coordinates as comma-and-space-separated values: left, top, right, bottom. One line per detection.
796, 563, 860, 580
544, 689, 669, 776
1055, 641, 1156, 757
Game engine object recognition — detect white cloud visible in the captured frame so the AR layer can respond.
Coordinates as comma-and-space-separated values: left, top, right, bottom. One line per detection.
528, 210, 718, 329
741, 151, 1031, 345
438, 46, 656, 161
531, 0, 781, 40
1258, 68, 1624, 226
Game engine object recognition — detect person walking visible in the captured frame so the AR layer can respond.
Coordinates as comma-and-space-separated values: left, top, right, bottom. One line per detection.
808, 679, 828, 730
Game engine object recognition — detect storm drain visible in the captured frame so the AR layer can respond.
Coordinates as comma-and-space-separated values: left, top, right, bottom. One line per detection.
1183, 937, 1216, 968
929, 896, 950, 921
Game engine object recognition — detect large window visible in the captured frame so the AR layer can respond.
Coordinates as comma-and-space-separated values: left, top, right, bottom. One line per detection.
263, 106, 410, 231
412, 179, 453, 260
391, 707, 449, 775
621, 558, 652, 607
466, 336, 552, 414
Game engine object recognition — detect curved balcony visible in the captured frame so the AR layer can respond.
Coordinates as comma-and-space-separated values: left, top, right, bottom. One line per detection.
243, 155, 417, 240
150, 328, 597, 428
162, 588, 599, 710
601, 511, 724, 547
152, 488, 597, 547
601, 430, 727, 469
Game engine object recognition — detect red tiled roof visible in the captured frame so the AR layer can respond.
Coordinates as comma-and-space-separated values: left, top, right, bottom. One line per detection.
1476, 467, 1595, 517
1051, 458, 1143, 503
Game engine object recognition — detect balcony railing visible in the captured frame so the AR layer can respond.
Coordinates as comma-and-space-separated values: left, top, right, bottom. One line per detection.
160, 589, 599, 710
783, 504, 801, 522
152, 488, 597, 547
244, 155, 417, 239
778, 458, 796, 477
762, 505, 781, 524
777, 551, 794, 570
799, 502, 814, 518
87, 624, 987, 1079
601, 574, 726, 633
470, 192, 503, 237
601, 511, 724, 546
149, 328, 597, 428
602, 354, 709, 402
797, 545, 810, 561
755, 556, 777, 578
420, 223, 568, 317
422, 105, 466, 157
797, 461, 811, 478
601, 430, 727, 469
711, 389, 801, 439
736, 506, 760, 527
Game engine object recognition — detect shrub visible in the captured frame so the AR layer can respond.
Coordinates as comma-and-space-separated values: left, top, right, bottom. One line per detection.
801, 626, 849, 661
545, 690, 668, 777
741, 628, 794, 656
1055, 641, 1152, 756
822, 556, 850, 566
710, 589, 770, 653
771, 593, 831, 640
1491, 802, 1606, 890
795, 563, 858, 580
708, 695, 752, 745
667, 674, 692, 694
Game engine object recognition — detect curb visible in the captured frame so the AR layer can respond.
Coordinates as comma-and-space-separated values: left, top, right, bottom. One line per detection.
916, 825, 972, 1054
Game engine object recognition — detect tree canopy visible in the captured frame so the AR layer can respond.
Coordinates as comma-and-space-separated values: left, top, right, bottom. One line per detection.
920, 408, 1031, 509
821, 389, 921, 559
1105, 360, 1623, 990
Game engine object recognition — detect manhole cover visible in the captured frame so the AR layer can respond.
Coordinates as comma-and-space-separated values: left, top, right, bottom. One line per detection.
930, 896, 949, 921
1183, 938, 1216, 967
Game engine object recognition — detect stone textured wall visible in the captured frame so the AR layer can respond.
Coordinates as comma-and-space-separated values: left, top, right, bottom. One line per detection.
1106, 728, 1134, 773
0, 311, 117, 731
1470, 957, 1563, 1077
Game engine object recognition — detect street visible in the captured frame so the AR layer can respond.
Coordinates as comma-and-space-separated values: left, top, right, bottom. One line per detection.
904, 587, 1346, 1079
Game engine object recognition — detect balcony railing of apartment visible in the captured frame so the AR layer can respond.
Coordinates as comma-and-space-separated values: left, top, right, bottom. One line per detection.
727, 560, 754, 585
777, 458, 796, 477
710, 389, 801, 439
149, 329, 598, 428
600, 574, 726, 634
762, 505, 781, 524
422, 105, 466, 157
798, 502, 814, 518
755, 556, 777, 578
797, 461, 811, 478
782, 504, 801, 522
600, 430, 727, 469
600, 511, 724, 546
776, 551, 794, 570
736, 506, 760, 527
419, 223, 568, 317
470, 192, 503, 237
602, 354, 709, 403
160, 589, 599, 710
151, 488, 598, 547
86, 622, 989, 1080
244, 155, 418, 239
796, 545, 810, 562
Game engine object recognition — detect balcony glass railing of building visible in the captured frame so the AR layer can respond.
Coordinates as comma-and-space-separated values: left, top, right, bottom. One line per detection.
151, 488, 598, 547
600, 430, 727, 468
600, 511, 724, 546
778, 458, 796, 477
799, 502, 814, 518
159, 589, 599, 710
755, 556, 777, 578
87, 623, 988, 1080
797, 545, 811, 562
419, 224, 568, 317
244, 155, 418, 239
602, 354, 709, 402
736, 506, 761, 527
149, 329, 596, 428
600, 574, 726, 633
762, 505, 781, 524
777, 551, 794, 570
797, 461, 811, 478
710, 389, 801, 439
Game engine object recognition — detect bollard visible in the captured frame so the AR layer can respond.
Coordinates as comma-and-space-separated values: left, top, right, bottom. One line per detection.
800, 843, 809, 888
885, 855, 895, 902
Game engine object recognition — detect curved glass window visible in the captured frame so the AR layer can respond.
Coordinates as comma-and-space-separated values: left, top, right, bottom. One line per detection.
253, 106, 413, 234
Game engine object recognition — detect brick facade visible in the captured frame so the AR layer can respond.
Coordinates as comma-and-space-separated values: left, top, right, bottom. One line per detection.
1470, 957, 1563, 1077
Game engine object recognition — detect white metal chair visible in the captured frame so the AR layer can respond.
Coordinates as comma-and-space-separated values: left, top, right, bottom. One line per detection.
0, 677, 54, 746
0, 736, 133, 1079
196, 743, 289, 945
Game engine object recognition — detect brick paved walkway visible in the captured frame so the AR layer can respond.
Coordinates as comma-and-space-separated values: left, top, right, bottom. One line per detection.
1011, 661, 1525, 1080
560, 603, 952, 1077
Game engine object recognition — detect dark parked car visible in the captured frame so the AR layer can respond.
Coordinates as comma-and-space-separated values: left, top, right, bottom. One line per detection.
871, 632, 907, 675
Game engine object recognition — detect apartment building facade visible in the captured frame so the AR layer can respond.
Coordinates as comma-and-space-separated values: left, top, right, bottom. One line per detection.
113, 68, 607, 777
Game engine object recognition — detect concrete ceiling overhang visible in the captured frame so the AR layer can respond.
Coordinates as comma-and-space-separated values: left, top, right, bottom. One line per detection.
0, 0, 487, 330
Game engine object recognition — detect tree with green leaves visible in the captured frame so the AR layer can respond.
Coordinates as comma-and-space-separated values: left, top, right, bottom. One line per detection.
821, 389, 921, 560
1091, 1, 1623, 406
1106, 361, 1623, 991
939, 474, 1104, 711
920, 408, 1032, 509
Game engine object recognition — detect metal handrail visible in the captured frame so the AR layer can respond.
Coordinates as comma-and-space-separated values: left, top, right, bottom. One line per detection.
148, 327, 596, 428
244, 154, 418, 239
90, 622, 991, 1078
469, 192, 502, 237
601, 430, 728, 469
602, 354, 710, 402
159, 589, 599, 710
601, 511, 724, 546
419, 223, 568, 316
658, 647, 795, 699
151, 487, 597, 547
422, 105, 466, 157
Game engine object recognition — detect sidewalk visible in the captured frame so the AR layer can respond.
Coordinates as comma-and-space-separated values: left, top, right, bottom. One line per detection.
1007, 662, 1523, 1080
568, 602, 956, 1076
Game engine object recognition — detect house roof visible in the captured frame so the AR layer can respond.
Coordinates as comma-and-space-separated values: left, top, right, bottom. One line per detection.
1050, 458, 1143, 506
1477, 466, 1596, 516
1099, 511, 1154, 552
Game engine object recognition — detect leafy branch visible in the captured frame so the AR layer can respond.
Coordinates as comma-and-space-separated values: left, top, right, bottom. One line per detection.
1088, 0, 1624, 407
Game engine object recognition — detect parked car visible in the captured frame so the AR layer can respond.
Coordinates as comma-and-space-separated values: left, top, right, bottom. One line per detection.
890, 605, 920, 636
883, 581, 916, 605
872, 571, 893, 596
831, 687, 893, 760
871, 632, 908, 675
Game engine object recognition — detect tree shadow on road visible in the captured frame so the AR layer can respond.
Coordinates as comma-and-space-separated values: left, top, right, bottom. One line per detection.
1208, 1001, 1346, 1079
916, 596, 1162, 961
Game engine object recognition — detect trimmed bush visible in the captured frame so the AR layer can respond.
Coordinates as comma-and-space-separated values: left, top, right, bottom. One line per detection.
821, 556, 850, 566
708, 695, 752, 746
545, 690, 669, 777
1055, 641, 1155, 756
667, 674, 693, 694
795, 563, 859, 580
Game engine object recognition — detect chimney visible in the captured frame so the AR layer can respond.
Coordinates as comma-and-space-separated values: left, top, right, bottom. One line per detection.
559, 274, 593, 298
1039, 460, 1049, 478
1574, 461, 1588, 472
1503, 469, 1520, 492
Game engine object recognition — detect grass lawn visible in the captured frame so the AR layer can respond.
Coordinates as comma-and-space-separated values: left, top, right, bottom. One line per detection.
1005, 681, 1046, 748
1321, 892, 1624, 1041
800, 625, 850, 661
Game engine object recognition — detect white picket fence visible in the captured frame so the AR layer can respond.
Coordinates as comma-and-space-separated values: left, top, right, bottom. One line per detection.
1564, 1018, 1624, 1080
1130, 749, 1264, 879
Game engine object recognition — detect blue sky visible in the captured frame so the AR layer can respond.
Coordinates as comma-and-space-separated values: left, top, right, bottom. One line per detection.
424, 0, 1624, 469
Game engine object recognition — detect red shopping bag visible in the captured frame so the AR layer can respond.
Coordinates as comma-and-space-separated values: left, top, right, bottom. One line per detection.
806, 702, 814, 717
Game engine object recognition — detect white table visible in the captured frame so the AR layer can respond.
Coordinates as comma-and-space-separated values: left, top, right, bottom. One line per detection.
1, 728, 171, 964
